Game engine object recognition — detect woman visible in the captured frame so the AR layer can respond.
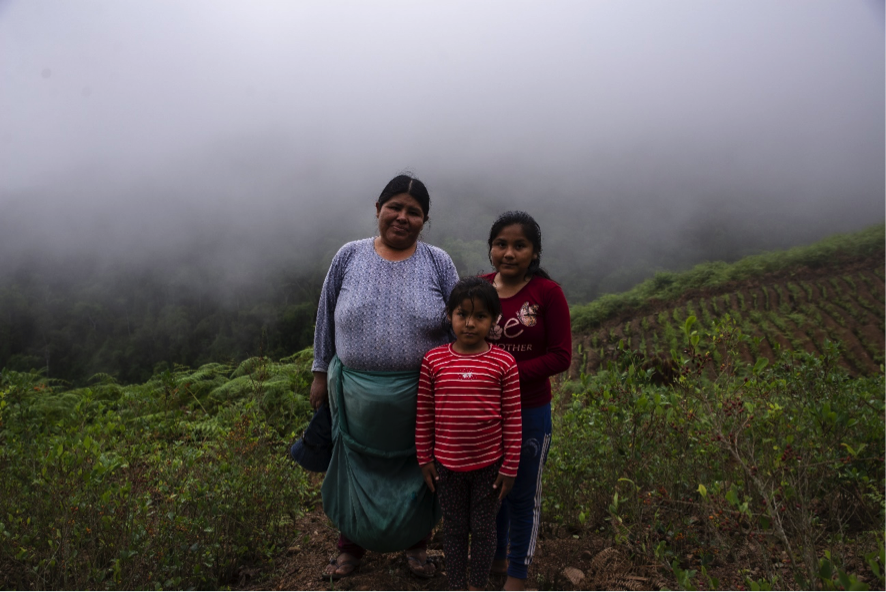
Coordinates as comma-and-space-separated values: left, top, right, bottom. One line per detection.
310, 174, 459, 579
482, 211, 572, 591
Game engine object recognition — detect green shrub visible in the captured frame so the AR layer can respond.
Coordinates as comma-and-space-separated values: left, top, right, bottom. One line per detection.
546, 318, 885, 588
0, 354, 316, 590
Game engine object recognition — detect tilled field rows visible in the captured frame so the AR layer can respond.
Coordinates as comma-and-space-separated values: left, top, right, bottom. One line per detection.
574, 264, 885, 377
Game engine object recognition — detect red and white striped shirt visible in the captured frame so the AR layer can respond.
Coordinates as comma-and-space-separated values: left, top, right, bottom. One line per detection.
416, 344, 522, 477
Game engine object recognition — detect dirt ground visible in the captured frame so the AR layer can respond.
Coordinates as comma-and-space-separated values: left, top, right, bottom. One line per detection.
240, 507, 675, 591
239, 505, 882, 591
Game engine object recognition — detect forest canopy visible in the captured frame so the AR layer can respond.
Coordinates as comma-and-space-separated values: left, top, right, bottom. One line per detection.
0, 259, 324, 385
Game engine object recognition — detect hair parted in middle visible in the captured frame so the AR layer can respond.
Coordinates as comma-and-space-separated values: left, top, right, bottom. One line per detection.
377, 173, 431, 219
446, 276, 502, 320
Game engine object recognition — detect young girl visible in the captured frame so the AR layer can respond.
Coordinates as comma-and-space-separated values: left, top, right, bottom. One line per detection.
416, 276, 522, 591
483, 211, 572, 591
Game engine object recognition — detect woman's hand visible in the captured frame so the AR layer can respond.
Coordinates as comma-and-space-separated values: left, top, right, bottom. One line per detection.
420, 462, 439, 493
310, 372, 329, 409
493, 473, 515, 500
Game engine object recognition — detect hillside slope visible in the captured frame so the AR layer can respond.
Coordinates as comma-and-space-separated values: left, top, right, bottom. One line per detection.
571, 239, 885, 378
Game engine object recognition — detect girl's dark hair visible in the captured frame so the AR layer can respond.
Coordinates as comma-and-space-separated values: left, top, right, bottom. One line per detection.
377, 174, 430, 218
446, 276, 502, 320
487, 210, 553, 281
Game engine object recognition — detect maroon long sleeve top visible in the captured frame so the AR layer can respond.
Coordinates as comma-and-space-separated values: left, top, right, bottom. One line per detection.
481, 274, 573, 409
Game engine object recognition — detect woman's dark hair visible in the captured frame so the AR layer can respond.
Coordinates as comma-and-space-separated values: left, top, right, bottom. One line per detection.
377, 174, 430, 218
446, 276, 502, 320
487, 210, 552, 281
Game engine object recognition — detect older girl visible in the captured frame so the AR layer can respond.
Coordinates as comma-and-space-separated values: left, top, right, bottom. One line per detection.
482, 211, 572, 591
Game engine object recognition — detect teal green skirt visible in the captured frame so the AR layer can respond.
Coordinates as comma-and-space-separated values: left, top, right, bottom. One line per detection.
321, 356, 441, 552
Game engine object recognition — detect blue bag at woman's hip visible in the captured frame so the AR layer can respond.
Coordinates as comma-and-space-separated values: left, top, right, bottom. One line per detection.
289, 402, 333, 473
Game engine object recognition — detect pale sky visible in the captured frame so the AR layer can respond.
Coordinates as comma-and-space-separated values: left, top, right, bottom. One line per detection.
1, 0, 883, 292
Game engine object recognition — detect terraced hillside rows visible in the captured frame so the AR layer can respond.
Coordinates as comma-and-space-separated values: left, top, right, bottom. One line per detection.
572, 254, 885, 378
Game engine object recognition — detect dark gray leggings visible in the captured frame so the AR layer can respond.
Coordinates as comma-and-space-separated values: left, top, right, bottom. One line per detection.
436, 460, 503, 590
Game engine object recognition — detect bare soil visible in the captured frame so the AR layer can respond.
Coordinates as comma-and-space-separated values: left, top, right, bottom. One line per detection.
242, 507, 677, 592
241, 505, 881, 591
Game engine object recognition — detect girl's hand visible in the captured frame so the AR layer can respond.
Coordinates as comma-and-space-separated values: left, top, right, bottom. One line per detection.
492, 474, 515, 500
310, 372, 328, 409
420, 462, 439, 493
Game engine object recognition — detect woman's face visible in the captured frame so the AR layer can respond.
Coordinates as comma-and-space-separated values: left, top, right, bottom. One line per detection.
490, 223, 537, 281
376, 193, 427, 251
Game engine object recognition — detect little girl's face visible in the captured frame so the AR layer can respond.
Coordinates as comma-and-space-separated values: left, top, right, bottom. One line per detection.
449, 298, 494, 354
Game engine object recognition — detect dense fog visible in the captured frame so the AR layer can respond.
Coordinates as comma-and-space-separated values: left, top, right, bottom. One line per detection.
2, 0, 883, 302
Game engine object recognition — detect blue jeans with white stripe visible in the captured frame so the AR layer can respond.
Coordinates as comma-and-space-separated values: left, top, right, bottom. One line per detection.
493, 402, 552, 580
